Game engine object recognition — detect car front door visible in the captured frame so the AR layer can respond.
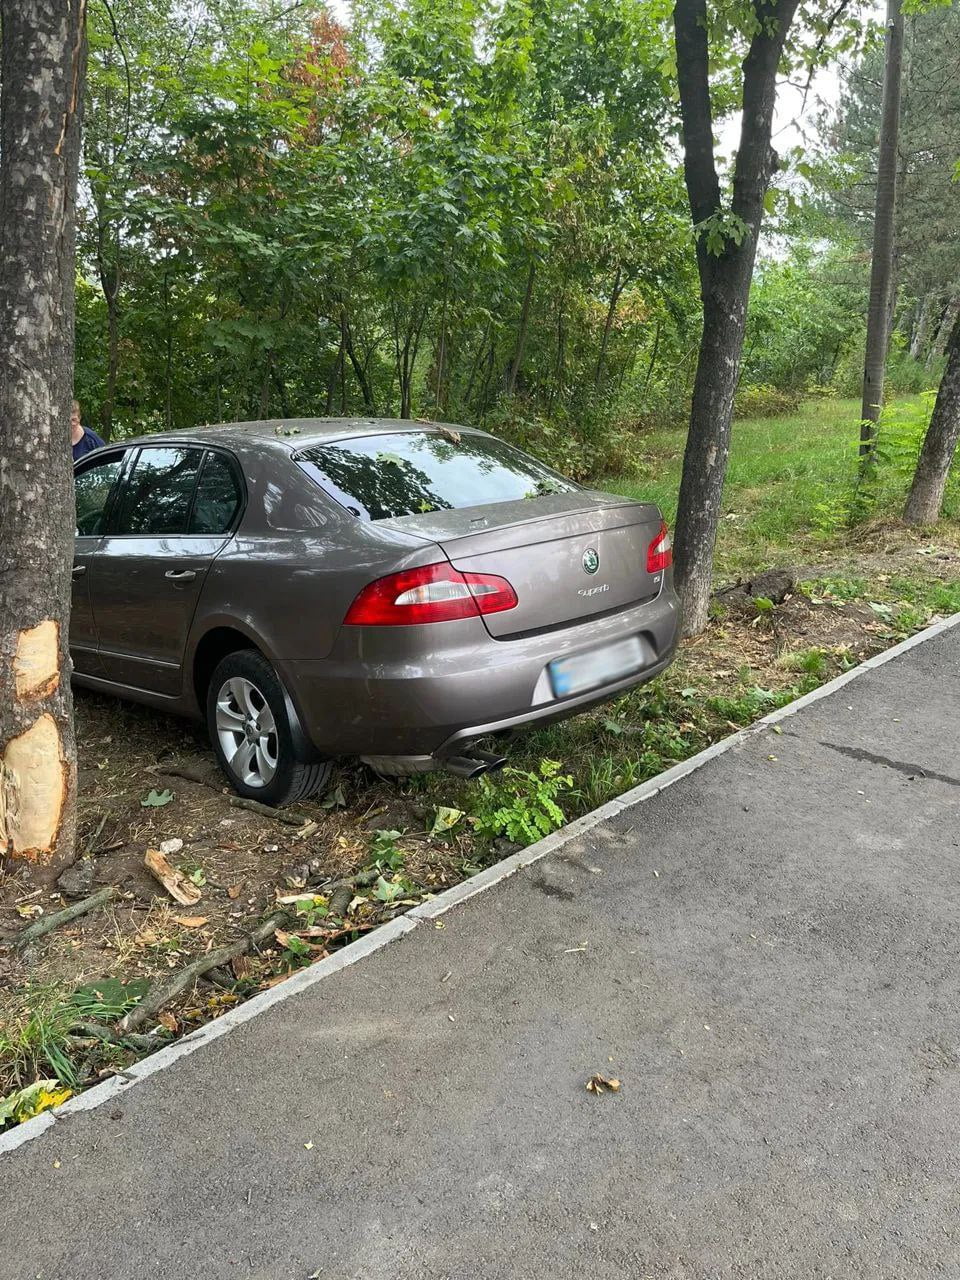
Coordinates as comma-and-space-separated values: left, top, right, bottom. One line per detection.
90, 445, 243, 697
71, 449, 128, 677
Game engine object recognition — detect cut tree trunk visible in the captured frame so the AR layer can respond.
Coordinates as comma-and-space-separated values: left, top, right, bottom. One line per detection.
860, 0, 905, 464
904, 310, 960, 524
0, 0, 86, 881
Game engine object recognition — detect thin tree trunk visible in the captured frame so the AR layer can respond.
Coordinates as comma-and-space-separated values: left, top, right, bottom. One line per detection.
909, 293, 933, 361
96, 222, 121, 440
0, 0, 86, 879
672, 0, 799, 636
860, 0, 905, 464
594, 267, 624, 388
928, 296, 960, 365
904, 310, 960, 524
505, 262, 535, 397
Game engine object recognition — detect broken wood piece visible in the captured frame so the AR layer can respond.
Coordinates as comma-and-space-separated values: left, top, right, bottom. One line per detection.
117, 911, 288, 1035
291, 820, 320, 841
14, 885, 117, 951
144, 848, 202, 906
228, 796, 311, 826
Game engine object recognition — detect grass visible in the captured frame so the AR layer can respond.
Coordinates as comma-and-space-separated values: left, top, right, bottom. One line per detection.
599, 395, 960, 577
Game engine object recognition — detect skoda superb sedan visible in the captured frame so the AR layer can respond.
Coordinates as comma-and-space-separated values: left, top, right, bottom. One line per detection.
71, 419, 680, 804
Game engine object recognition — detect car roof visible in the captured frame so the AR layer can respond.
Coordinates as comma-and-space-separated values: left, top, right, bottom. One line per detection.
113, 418, 487, 454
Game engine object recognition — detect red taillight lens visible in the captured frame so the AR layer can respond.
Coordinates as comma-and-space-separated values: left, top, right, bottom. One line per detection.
647, 520, 673, 573
344, 561, 518, 626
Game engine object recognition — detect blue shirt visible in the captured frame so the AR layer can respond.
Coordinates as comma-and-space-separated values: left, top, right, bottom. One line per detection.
73, 425, 105, 461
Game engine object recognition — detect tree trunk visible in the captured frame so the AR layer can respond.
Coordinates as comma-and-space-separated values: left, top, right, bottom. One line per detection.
909, 292, 933, 361
0, 0, 86, 880
672, 0, 799, 636
859, 0, 905, 464
505, 262, 535, 397
594, 267, 624, 388
928, 295, 960, 365
673, 258, 755, 633
904, 310, 960, 524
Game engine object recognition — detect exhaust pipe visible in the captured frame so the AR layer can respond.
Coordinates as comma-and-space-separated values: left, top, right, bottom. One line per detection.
441, 749, 508, 779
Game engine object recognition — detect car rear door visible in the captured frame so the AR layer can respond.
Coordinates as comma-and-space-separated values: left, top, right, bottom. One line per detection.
71, 448, 129, 676
90, 445, 243, 696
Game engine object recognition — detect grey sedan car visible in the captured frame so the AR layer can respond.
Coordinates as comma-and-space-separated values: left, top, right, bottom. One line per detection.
72, 419, 680, 804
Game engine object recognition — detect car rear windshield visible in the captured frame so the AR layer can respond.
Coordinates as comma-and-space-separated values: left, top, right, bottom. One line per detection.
295, 431, 578, 523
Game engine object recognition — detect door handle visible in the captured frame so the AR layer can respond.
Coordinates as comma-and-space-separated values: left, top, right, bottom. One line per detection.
72, 564, 86, 578
164, 569, 197, 582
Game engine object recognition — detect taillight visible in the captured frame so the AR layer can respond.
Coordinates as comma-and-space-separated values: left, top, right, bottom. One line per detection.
344, 561, 518, 626
647, 520, 673, 573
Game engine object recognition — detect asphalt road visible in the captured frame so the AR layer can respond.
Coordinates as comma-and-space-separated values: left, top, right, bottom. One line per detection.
4, 624, 960, 1280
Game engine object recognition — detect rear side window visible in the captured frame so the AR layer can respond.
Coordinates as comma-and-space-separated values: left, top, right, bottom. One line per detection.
75, 453, 125, 535
114, 447, 203, 535
190, 452, 242, 534
296, 431, 578, 522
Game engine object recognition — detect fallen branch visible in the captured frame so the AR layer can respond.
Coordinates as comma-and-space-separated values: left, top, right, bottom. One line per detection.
228, 796, 311, 826
14, 886, 117, 951
117, 911, 288, 1035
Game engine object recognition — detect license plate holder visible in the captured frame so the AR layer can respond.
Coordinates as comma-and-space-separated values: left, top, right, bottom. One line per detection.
548, 634, 647, 699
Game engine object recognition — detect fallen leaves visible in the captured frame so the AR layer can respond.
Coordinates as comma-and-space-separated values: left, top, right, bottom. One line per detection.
586, 1073, 621, 1096
173, 915, 209, 929
141, 788, 174, 808
144, 849, 202, 906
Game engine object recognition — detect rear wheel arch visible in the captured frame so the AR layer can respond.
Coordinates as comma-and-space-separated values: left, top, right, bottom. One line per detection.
192, 626, 258, 711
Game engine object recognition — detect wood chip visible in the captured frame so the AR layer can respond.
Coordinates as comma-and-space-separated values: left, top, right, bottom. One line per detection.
144, 849, 202, 906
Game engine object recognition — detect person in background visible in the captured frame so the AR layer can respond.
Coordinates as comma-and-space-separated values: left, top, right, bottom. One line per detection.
71, 399, 105, 461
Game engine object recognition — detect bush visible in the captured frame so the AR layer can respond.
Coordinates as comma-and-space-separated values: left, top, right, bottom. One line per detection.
734, 383, 804, 418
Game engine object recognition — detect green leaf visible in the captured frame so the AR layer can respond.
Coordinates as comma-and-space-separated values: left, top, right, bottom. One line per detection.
430, 806, 464, 835
141, 789, 174, 808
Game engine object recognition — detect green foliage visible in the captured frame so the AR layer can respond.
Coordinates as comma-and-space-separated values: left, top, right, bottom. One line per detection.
735, 384, 805, 419
474, 759, 573, 846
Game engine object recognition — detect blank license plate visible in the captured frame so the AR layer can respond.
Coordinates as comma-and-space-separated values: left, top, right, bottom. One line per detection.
549, 635, 646, 698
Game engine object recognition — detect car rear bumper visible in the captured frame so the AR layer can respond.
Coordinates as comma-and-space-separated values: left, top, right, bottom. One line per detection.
278, 587, 681, 759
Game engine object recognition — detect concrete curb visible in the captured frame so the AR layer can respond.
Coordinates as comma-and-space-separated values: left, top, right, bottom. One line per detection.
4, 609, 959, 1157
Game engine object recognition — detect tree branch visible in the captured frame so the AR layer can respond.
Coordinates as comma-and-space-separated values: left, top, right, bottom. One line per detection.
673, 0, 721, 230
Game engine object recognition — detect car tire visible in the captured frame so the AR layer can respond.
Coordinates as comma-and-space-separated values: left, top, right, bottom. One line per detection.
206, 649, 331, 807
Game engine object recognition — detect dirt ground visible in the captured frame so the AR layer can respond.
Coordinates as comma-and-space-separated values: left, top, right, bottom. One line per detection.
1, 528, 957, 1109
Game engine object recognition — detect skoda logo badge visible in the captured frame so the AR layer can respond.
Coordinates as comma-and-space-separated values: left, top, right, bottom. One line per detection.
582, 547, 600, 575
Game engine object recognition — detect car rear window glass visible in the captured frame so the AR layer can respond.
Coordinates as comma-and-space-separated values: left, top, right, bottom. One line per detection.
191, 452, 242, 534
75, 453, 125, 536
114, 446, 203, 535
296, 431, 578, 522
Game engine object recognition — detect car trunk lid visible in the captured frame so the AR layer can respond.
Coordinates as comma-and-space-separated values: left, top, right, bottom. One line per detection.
380, 492, 664, 638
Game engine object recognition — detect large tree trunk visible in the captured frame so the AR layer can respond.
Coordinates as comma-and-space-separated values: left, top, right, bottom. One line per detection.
904, 310, 960, 524
859, 0, 904, 463
672, 0, 799, 635
0, 0, 85, 880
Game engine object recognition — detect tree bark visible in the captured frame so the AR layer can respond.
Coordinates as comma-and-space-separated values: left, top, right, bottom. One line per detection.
672, 0, 799, 636
928, 295, 960, 365
859, 0, 904, 464
909, 292, 933, 361
904, 310, 960, 524
0, 0, 86, 879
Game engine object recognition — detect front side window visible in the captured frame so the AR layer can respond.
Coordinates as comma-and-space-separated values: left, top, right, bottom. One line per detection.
114, 447, 203, 535
190, 452, 243, 534
75, 453, 126, 536
296, 431, 578, 523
